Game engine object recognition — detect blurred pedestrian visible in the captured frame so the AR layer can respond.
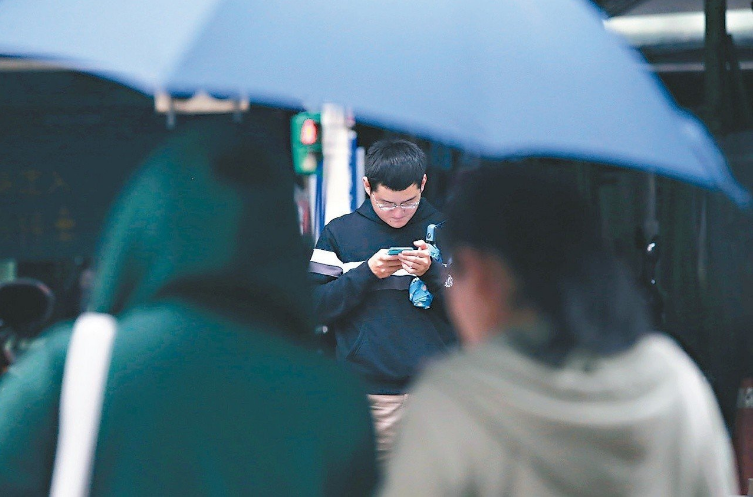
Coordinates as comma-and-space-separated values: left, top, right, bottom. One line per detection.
0, 119, 377, 496
309, 139, 457, 463
381, 166, 736, 496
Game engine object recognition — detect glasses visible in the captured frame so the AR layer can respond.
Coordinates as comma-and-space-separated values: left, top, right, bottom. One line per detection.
371, 193, 421, 211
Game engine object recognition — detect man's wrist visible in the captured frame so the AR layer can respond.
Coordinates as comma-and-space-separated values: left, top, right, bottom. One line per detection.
362, 260, 382, 281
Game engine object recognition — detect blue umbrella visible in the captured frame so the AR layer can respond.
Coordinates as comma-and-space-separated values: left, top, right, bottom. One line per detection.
0, 0, 748, 206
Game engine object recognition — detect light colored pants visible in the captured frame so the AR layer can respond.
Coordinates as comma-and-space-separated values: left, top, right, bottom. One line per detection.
367, 394, 409, 464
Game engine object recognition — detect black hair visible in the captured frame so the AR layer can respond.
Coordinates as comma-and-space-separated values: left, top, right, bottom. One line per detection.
365, 139, 426, 191
445, 165, 648, 365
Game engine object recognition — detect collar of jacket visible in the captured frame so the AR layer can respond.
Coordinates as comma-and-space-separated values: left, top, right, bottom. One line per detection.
355, 197, 438, 228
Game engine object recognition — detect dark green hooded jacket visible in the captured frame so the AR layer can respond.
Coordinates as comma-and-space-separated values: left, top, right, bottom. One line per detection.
0, 120, 377, 496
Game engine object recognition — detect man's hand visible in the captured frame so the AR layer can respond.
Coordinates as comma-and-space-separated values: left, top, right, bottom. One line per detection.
399, 240, 432, 277
368, 249, 403, 279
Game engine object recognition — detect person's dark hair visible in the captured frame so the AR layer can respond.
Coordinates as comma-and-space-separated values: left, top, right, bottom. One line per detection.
445, 165, 648, 365
365, 139, 426, 191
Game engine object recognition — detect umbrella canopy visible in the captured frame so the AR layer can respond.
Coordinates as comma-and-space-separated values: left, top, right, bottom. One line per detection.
0, 0, 749, 206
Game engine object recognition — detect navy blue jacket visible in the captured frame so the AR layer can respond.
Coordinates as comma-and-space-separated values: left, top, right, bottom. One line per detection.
309, 199, 457, 394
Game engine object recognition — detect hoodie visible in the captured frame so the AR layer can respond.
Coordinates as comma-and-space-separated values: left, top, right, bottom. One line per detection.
0, 119, 377, 496
310, 199, 457, 395
381, 330, 736, 496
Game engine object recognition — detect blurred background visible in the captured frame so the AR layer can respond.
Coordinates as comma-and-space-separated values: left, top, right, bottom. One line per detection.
0, 0, 750, 442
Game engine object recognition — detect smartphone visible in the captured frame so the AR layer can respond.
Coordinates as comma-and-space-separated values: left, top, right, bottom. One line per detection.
386, 247, 416, 255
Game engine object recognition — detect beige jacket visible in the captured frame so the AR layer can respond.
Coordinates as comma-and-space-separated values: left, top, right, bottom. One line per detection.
381, 333, 737, 496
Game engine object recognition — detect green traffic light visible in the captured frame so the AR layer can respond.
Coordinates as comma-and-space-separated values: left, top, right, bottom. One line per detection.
291, 112, 322, 175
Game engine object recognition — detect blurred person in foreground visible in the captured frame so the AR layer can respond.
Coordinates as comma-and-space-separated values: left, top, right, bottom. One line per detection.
0, 120, 377, 496
381, 166, 736, 496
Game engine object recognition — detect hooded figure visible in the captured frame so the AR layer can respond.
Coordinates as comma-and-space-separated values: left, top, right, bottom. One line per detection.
381, 166, 735, 496
0, 119, 377, 496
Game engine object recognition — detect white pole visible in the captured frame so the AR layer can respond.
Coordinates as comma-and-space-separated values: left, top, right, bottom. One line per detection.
321, 104, 353, 224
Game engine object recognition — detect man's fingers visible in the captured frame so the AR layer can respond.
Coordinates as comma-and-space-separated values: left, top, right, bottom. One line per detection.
376, 247, 431, 277
378, 261, 403, 272
399, 253, 429, 264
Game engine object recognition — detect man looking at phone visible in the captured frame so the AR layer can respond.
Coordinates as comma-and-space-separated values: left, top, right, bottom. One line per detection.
309, 139, 457, 462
